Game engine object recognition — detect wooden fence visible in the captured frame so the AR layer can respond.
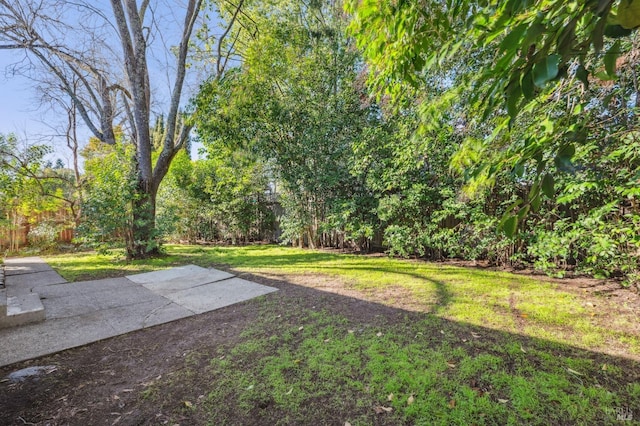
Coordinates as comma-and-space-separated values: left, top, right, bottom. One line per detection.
0, 209, 75, 251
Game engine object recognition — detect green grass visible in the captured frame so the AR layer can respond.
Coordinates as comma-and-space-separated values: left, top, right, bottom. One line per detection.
175, 297, 636, 425
41, 244, 640, 424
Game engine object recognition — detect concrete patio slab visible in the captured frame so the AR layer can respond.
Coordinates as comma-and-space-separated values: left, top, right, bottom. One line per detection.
0, 261, 278, 367
40, 280, 166, 319
164, 277, 278, 314
4, 257, 57, 276
5, 271, 67, 296
0, 300, 193, 366
126, 264, 214, 284
138, 270, 235, 296
35, 277, 133, 298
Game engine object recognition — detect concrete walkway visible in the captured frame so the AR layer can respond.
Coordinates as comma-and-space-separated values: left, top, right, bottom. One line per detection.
0, 258, 277, 367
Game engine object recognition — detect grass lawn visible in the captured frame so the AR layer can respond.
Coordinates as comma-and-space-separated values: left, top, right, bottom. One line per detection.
42, 244, 640, 425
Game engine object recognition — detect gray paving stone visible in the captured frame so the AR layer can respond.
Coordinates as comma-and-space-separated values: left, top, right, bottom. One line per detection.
0, 314, 119, 366
42, 282, 170, 319
1, 294, 46, 328
4, 257, 55, 276
0, 299, 194, 366
6, 271, 67, 296
140, 271, 235, 296
0, 288, 6, 317
165, 277, 278, 314
126, 264, 212, 284
105, 300, 193, 331
35, 278, 135, 299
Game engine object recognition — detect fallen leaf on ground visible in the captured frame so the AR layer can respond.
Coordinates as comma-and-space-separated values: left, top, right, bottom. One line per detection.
407, 394, 415, 405
440, 330, 445, 335
447, 362, 456, 368
298, 326, 304, 331
345, 423, 352, 426
348, 329, 355, 334
387, 393, 394, 401
376, 332, 383, 337
602, 364, 608, 371
285, 387, 293, 395
448, 399, 456, 408
471, 332, 481, 338
498, 399, 509, 404
567, 368, 583, 376
374, 405, 393, 414
184, 401, 193, 408
520, 345, 527, 353
324, 339, 330, 343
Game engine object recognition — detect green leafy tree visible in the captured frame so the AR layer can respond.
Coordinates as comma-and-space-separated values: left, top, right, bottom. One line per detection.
78, 138, 137, 250
0, 133, 77, 251
196, 0, 383, 249
156, 144, 276, 244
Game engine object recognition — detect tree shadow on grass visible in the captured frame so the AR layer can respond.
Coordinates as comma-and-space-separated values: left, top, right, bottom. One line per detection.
229, 272, 640, 425
1, 255, 639, 425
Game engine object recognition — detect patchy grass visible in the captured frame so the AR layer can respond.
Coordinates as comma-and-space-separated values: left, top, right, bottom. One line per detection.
45, 244, 640, 357
144, 294, 638, 425
41, 244, 640, 424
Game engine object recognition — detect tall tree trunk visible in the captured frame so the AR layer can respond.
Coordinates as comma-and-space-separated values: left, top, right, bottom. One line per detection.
128, 183, 158, 259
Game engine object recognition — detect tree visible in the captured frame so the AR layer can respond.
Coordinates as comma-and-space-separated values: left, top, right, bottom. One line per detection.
0, 0, 243, 258
347, 1, 638, 111
346, 1, 640, 227
196, 0, 383, 249
0, 132, 76, 251
154, 141, 276, 245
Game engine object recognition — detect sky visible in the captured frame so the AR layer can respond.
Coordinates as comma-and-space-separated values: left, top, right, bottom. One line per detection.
0, 54, 51, 138
0, 43, 92, 166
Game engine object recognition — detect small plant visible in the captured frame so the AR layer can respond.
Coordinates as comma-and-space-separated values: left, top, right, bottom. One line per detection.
28, 221, 61, 252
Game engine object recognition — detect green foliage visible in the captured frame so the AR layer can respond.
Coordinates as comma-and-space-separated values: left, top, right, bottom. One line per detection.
346, 0, 635, 119
0, 133, 77, 252
28, 221, 62, 252
45, 244, 640, 355
156, 142, 276, 244
77, 141, 137, 248
33, 0, 640, 284
342, 0, 640, 285
195, 0, 385, 249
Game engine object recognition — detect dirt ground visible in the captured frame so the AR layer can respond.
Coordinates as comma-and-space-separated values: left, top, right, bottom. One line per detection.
1, 267, 639, 426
